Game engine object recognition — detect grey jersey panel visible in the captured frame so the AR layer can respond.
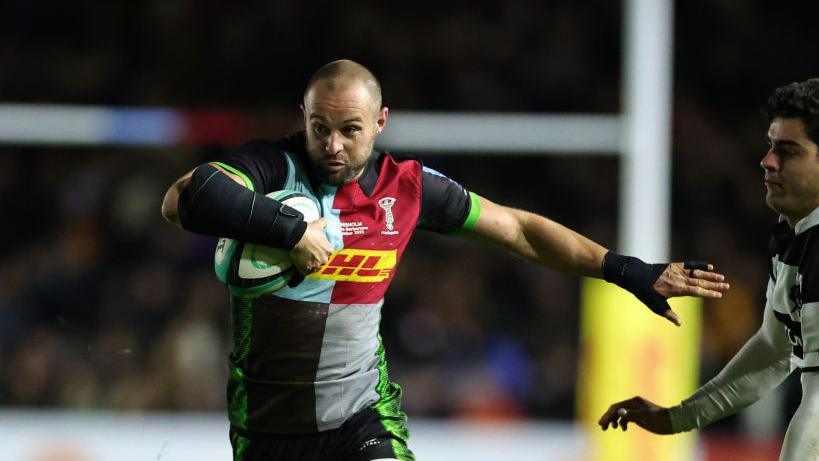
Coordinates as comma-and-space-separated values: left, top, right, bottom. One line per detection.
314, 302, 383, 431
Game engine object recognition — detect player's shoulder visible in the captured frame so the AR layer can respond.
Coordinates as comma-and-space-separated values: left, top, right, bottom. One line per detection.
239, 132, 306, 156
378, 150, 420, 167
378, 150, 458, 179
769, 220, 792, 265
374, 151, 425, 178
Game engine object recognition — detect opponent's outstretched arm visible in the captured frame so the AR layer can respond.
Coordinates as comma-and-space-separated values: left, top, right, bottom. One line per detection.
599, 294, 793, 434
465, 195, 729, 325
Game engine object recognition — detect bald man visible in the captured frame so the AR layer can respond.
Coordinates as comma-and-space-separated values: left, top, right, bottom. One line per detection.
161, 60, 729, 461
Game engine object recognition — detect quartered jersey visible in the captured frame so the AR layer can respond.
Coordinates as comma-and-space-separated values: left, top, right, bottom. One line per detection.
213, 133, 480, 435
767, 208, 819, 374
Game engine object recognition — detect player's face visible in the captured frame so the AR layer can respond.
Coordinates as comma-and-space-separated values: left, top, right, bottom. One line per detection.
302, 82, 388, 186
761, 117, 819, 225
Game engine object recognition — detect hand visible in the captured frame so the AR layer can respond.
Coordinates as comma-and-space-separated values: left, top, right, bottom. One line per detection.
652, 262, 730, 326
598, 396, 673, 434
602, 253, 730, 327
289, 218, 332, 276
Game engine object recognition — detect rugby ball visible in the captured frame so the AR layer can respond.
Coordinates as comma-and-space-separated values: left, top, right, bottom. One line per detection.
214, 190, 320, 297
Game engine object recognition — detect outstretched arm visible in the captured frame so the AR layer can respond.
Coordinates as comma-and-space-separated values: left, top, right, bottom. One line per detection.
466, 195, 608, 278
599, 295, 793, 433
465, 195, 729, 324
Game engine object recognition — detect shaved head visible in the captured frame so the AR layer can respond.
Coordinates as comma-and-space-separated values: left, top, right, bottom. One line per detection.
301, 60, 389, 186
304, 59, 382, 112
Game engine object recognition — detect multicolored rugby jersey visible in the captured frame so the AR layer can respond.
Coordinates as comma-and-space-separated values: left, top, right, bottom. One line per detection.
767, 208, 819, 374
213, 133, 480, 445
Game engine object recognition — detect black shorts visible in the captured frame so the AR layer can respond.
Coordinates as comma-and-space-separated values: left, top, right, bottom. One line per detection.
229, 407, 414, 461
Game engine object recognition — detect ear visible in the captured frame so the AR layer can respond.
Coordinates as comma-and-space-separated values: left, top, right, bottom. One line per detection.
301, 104, 312, 132
376, 106, 389, 134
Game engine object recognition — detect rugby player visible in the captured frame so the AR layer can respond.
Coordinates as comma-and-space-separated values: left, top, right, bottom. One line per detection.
162, 59, 729, 461
599, 78, 819, 461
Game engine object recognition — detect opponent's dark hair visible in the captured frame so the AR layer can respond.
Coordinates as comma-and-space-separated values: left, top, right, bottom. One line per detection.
763, 78, 819, 145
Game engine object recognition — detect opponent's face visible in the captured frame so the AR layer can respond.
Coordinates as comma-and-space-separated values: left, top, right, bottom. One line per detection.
302, 81, 388, 186
761, 117, 819, 225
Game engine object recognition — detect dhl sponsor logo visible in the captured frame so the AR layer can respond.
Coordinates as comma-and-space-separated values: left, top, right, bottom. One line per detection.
307, 249, 396, 282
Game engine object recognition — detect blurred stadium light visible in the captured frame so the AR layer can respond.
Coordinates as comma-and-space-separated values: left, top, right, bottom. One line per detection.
0, 104, 619, 153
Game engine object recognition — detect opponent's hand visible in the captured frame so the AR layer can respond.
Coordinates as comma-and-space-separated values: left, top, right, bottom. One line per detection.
599, 396, 673, 434
289, 218, 332, 276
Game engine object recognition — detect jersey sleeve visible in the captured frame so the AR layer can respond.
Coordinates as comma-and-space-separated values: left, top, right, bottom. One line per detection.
417, 166, 481, 234
211, 139, 288, 194
797, 248, 819, 372
668, 278, 794, 432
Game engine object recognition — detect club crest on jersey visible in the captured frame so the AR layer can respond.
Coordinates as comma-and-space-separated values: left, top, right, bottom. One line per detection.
378, 197, 399, 235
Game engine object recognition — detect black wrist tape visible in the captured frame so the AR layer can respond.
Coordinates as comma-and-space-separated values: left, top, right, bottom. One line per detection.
601, 251, 670, 316
177, 164, 307, 250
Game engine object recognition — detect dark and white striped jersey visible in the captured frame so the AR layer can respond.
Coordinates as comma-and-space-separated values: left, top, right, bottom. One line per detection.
767, 209, 819, 373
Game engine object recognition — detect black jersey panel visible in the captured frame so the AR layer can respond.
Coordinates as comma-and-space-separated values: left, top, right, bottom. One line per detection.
219, 139, 288, 194
246, 296, 328, 381
798, 233, 819, 303
417, 168, 471, 234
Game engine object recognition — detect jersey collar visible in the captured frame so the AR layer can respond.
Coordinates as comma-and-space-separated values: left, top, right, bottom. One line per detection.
355, 151, 383, 197
794, 205, 819, 235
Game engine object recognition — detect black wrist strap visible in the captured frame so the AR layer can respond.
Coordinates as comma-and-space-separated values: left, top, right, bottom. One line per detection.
178, 164, 307, 250
602, 251, 670, 316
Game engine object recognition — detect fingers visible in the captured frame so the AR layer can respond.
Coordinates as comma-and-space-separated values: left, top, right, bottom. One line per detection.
598, 397, 642, 430
618, 408, 630, 431
679, 276, 730, 298
299, 256, 329, 276
682, 261, 710, 277
683, 285, 725, 299
315, 217, 327, 229
662, 309, 681, 327
600, 406, 636, 431
688, 268, 723, 282
656, 263, 730, 299
600, 406, 642, 432
599, 403, 622, 430
599, 397, 673, 435
681, 263, 729, 292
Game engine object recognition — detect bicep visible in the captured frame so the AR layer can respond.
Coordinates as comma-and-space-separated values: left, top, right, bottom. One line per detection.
466, 196, 525, 247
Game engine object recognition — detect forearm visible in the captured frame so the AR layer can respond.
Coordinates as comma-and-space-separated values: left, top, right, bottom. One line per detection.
469, 199, 607, 278
172, 164, 306, 249
515, 210, 608, 278
669, 330, 792, 432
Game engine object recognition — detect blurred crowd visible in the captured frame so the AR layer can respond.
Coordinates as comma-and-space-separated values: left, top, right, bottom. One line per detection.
1, 0, 817, 434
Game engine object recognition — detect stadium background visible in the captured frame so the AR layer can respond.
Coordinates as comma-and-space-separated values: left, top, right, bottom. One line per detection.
1, 1, 817, 460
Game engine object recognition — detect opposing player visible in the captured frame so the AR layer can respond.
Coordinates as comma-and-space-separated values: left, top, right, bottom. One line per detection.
162, 60, 729, 461
599, 78, 819, 461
